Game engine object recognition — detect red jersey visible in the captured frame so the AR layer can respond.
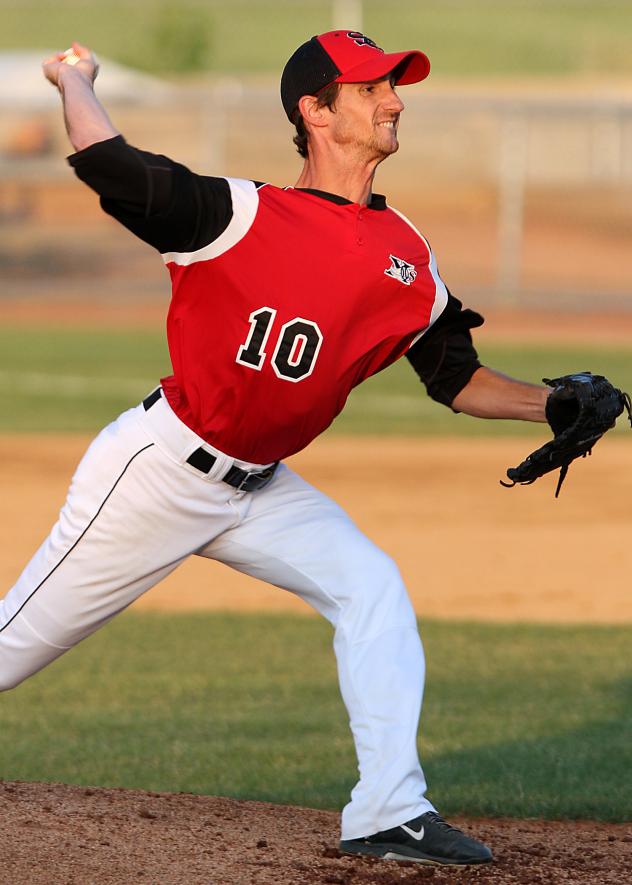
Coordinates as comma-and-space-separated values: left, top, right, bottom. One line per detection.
160, 180, 447, 463
70, 137, 482, 464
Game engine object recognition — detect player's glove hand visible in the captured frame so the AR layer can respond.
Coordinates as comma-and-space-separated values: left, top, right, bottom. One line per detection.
501, 372, 632, 497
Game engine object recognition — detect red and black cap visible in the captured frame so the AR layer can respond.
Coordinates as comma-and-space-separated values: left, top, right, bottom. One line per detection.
281, 30, 430, 121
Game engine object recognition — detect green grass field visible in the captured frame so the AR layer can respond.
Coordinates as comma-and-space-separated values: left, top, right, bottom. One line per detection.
1, 612, 630, 820
1, 325, 631, 436
6, 1, 632, 77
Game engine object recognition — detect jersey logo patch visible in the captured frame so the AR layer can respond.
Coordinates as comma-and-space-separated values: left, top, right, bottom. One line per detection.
384, 254, 417, 286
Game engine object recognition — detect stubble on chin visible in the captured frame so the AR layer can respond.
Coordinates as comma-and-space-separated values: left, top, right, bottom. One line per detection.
369, 132, 399, 161
331, 121, 399, 163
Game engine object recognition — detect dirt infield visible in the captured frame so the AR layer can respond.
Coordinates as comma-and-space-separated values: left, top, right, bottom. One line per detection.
1, 433, 631, 623
2, 433, 631, 883
1, 781, 631, 885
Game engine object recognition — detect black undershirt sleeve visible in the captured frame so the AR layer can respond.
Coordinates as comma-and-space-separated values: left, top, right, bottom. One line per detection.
68, 135, 233, 254
406, 292, 485, 409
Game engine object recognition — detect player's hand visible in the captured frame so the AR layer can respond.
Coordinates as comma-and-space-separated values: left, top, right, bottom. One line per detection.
42, 42, 99, 89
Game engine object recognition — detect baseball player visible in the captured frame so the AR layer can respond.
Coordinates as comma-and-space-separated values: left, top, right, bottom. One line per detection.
0, 33, 552, 866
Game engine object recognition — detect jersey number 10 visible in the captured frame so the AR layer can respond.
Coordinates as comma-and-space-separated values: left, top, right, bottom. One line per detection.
236, 307, 323, 382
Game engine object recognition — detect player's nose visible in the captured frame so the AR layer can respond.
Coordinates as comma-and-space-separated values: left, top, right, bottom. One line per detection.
384, 85, 405, 114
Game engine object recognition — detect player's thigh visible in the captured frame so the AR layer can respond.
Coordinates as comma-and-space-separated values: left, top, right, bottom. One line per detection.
200, 464, 416, 631
0, 407, 239, 672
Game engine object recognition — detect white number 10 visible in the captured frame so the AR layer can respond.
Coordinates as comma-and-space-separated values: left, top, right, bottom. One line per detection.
236, 306, 323, 383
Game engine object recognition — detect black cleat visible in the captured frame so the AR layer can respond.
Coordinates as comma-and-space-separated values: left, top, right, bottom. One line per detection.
340, 811, 493, 866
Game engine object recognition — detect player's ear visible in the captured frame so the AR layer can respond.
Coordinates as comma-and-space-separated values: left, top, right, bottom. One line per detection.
298, 95, 328, 129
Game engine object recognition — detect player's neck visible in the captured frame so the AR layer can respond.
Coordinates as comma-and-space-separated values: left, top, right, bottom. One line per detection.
294, 152, 381, 207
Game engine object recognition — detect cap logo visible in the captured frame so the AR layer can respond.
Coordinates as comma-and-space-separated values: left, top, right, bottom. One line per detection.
346, 31, 383, 52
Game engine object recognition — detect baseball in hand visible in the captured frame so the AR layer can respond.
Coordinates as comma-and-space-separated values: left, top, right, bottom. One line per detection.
61, 48, 81, 66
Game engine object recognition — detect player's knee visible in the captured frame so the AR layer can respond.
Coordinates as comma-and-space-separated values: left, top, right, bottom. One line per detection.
0, 669, 23, 692
370, 550, 407, 597
344, 551, 416, 633
0, 648, 37, 692
377, 558, 416, 622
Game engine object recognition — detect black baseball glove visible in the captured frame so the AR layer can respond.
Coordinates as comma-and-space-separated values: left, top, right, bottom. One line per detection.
501, 372, 632, 497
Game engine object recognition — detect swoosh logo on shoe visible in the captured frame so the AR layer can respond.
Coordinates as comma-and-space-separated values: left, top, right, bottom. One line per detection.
401, 823, 425, 841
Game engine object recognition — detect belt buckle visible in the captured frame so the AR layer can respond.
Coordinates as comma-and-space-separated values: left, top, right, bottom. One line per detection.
238, 462, 277, 492
237, 472, 255, 492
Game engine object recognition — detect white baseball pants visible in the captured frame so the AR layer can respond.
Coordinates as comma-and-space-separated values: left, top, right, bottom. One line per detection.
0, 393, 435, 839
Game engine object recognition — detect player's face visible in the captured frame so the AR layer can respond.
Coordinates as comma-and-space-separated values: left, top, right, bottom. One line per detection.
327, 76, 405, 161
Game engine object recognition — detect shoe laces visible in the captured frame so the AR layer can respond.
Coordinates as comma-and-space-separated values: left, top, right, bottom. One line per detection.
422, 812, 464, 835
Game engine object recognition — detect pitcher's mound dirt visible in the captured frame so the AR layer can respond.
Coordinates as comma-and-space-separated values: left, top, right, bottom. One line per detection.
1, 781, 630, 885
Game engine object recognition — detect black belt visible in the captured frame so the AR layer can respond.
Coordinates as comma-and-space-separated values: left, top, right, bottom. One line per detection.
143, 388, 279, 492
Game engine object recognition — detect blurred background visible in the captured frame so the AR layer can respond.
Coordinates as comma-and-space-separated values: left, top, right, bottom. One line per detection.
2, 0, 632, 312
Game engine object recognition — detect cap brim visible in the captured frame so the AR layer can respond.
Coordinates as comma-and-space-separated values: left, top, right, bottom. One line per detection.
334, 50, 430, 86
